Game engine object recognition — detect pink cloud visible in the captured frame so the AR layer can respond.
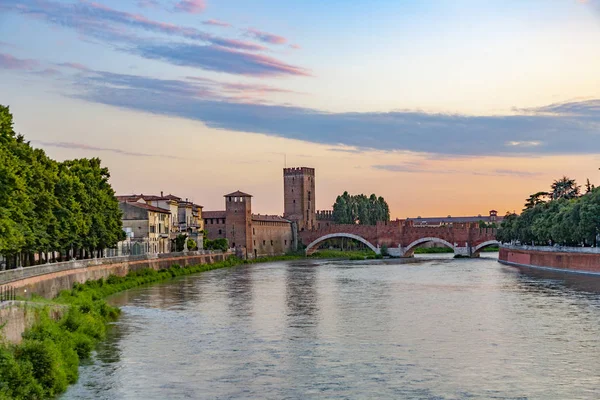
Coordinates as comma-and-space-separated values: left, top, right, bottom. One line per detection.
137, 0, 160, 8
245, 28, 287, 45
203, 19, 231, 27
58, 62, 91, 71
0, 53, 38, 70
290, 44, 301, 50
174, 0, 205, 14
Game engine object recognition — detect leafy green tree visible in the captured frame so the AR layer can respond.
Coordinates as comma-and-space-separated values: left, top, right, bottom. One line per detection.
551, 176, 580, 200
0, 105, 124, 267
332, 192, 390, 225
523, 191, 549, 210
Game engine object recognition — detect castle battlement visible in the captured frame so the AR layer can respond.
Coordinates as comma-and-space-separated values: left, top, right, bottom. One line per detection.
283, 167, 315, 176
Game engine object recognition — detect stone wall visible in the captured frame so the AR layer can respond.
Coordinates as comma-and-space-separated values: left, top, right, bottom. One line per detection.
252, 223, 294, 257
0, 302, 65, 344
0, 251, 231, 299
499, 245, 600, 274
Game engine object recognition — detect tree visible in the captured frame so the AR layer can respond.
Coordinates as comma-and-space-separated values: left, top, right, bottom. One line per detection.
551, 176, 580, 200
0, 105, 124, 267
585, 178, 595, 194
332, 192, 390, 225
523, 191, 549, 210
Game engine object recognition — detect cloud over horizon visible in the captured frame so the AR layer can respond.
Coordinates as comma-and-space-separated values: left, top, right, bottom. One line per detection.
55, 68, 600, 157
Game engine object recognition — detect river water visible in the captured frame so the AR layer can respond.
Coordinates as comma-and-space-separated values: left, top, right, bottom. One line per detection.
62, 255, 600, 399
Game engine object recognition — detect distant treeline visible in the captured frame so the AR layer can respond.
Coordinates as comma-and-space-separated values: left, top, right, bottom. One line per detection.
497, 177, 600, 247
0, 105, 124, 268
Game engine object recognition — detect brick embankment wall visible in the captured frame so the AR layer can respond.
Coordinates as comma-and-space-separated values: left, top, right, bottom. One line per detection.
0, 251, 231, 299
499, 245, 600, 275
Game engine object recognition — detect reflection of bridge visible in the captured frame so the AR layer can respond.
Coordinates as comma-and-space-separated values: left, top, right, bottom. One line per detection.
299, 220, 498, 258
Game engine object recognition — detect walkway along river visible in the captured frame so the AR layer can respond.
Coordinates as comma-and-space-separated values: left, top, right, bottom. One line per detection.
62, 255, 600, 399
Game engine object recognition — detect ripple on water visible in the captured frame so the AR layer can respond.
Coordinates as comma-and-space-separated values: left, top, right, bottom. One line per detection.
62, 257, 600, 400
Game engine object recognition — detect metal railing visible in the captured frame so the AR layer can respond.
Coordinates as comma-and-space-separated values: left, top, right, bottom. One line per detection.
0, 286, 15, 302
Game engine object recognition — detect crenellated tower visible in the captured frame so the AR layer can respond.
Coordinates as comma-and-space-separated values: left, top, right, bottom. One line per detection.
283, 167, 316, 231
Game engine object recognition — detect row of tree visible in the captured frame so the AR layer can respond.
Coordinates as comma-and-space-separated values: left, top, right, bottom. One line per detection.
332, 192, 390, 225
0, 105, 125, 268
497, 177, 600, 247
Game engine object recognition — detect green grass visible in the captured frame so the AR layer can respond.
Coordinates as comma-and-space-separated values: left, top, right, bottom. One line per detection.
413, 247, 454, 254
308, 249, 381, 260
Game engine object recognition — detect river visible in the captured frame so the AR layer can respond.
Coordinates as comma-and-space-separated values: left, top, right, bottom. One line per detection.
62, 254, 600, 399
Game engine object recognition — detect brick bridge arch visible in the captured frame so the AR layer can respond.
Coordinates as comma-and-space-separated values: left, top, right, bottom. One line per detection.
472, 240, 500, 255
403, 237, 455, 257
305, 233, 379, 255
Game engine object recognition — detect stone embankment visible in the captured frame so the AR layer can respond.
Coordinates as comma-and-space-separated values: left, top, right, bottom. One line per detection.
0, 251, 231, 299
499, 244, 600, 275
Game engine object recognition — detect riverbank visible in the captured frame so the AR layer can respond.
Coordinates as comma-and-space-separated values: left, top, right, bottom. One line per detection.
1, 252, 379, 398
0, 255, 308, 398
499, 244, 600, 275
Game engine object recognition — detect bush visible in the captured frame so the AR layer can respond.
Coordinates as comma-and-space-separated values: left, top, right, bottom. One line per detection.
15, 340, 68, 397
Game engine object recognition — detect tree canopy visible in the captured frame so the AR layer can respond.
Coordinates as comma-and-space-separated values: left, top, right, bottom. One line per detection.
0, 105, 124, 267
332, 192, 390, 225
497, 178, 600, 247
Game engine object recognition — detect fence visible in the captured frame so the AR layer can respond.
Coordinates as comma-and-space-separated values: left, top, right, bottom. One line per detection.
0, 286, 15, 302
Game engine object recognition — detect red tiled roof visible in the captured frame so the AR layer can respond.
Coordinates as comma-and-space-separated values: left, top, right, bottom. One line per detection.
203, 211, 226, 219
121, 201, 171, 214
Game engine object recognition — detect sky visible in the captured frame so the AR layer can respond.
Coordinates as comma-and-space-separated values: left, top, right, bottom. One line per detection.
1, 0, 599, 218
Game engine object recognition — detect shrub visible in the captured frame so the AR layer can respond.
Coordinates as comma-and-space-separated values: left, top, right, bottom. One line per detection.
15, 339, 68, 397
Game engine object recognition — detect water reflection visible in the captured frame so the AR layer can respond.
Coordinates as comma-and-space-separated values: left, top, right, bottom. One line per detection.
63, 258, 600, 400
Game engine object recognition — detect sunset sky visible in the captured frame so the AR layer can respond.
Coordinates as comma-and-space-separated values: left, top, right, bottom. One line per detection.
1, 0, 599, 218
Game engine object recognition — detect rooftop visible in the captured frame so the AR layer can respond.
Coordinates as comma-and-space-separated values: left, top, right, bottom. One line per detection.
224, 190, 252, 198
203, 211, 226, 219
121, 201, 171, 214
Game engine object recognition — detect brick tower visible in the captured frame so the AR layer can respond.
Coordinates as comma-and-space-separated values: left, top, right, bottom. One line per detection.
224, 191, 253, 255
283, 167, 316, 231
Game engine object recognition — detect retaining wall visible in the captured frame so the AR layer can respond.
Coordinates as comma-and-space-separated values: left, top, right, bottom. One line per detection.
0, 251, 231, 299
499, 245, 600, 275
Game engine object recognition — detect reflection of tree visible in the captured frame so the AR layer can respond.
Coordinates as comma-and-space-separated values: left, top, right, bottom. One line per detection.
508, 266, 600, 296
285, 262, 320, 328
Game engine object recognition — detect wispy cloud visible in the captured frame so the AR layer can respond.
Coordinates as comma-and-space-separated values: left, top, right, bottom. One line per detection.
57, 62, 90, 71
2, 0, 306, 76
0, 53, 38, 70
137, 0, 161, 9
68, 71, 600, 156
174, 0, 205, 14
135, 43, 311, 76
373, 164, 541, 177
245, 28, 287, 45
2, 0, 264, 51
33, 140, 191, 159
203, 19, 231, 28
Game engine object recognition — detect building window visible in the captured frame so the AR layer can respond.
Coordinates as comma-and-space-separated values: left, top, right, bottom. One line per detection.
285, 240, 287, 245
240, 197, 244, 202
218, 229, 222, 235
254, 240, 256, 246
263, 240, 266, 245
293, 199, 296, 204
228, 197, 232, 202
270, 240, 273, 246
253, 228, 255, 235
308, 191, 311, 201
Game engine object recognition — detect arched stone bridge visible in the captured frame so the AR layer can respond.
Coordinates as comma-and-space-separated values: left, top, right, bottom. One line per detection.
299, 220, 498, 258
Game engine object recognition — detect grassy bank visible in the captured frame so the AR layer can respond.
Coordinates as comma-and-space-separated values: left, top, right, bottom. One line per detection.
308, 249, 381, 260
0, 257, 252, 399
414, 246, 499, 254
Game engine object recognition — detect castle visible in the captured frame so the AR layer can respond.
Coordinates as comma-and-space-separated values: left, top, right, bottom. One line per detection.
203, 167, 318, 258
